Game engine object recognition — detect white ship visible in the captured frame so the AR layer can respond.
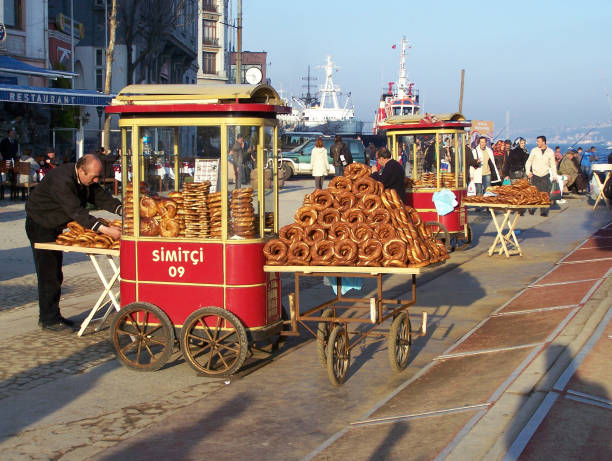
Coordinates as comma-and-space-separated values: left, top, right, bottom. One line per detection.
279, 56, 363, 135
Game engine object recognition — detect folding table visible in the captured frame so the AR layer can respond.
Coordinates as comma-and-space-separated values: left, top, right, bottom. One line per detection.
591, 164, 611, 210
34, 243, 120, 336
464, 202, 548, 258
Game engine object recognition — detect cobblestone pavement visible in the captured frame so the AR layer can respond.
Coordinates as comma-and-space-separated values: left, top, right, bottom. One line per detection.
0, 329, 114, 400
1, 379, 225, 461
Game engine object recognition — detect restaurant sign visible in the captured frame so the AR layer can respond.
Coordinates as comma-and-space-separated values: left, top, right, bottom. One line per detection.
0, 87, 111, 106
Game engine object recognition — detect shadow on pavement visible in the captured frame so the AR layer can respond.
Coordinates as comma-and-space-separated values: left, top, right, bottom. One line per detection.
97, 393, 251, 461
0, 341, 117, 439
0, 209, 26, 223
504, 344, 611, 460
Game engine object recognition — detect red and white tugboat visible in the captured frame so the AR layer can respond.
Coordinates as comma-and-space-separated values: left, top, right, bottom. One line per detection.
373, 36, 420, 134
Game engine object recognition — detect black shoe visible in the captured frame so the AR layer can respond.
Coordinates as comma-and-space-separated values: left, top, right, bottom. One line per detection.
529, 209, 536, 215
540, 212, 548, 217
39, 322, 75, 333
59, 316, 75, 327
38, 317, 76, 332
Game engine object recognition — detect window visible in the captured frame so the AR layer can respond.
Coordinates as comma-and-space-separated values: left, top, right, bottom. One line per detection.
202, 52, 216, 75
203, 19, 217, 46
4, 0, 23, 29
95, 49, 105, 91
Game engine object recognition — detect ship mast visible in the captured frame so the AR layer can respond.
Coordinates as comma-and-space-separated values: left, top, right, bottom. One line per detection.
319, 56, 341, 110
396, 37, 410, 99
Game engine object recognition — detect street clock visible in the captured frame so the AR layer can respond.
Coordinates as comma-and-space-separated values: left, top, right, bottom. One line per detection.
245, 67, 263, 85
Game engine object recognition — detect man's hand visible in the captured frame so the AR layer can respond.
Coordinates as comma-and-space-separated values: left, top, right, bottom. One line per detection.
528, 172, 533, 179
100, 224, 121, 240
370, 165, 378, 174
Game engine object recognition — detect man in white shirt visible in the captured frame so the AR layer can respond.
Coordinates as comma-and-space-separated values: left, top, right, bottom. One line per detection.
470, 136, 500, 195
525, 135, 557, 216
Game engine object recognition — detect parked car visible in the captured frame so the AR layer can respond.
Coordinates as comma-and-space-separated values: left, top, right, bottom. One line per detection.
279, 137, 366, 179
279, 132, 324, 152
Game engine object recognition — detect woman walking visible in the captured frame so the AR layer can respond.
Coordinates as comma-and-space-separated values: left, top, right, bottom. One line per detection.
503, 137, 529, 184
310, 137, 330, 190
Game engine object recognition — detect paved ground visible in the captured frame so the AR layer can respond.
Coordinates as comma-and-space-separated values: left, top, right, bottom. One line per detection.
0, 182, 610, 460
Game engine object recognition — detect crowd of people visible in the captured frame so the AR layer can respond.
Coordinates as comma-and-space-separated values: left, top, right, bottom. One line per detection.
467, 135, 612, 216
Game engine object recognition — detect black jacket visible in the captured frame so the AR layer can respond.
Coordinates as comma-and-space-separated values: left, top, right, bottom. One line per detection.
26, 163, 121, 231
371, 159, 406, 203
0, 137, 19, 161
502, 147, 529, 178
330, 141, 352, 167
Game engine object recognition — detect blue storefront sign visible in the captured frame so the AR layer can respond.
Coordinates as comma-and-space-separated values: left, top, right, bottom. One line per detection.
0, 84, 113, 106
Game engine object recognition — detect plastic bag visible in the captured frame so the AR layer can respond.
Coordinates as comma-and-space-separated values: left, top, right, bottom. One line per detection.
550, 180, 562, 201
589, 176, 600, 200
467, 181, 476, 196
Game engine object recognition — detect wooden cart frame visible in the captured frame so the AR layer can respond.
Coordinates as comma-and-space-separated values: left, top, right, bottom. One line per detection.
265, 265, 428, 386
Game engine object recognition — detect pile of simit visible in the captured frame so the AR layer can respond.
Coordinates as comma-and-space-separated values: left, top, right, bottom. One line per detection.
264, 163, 449, 268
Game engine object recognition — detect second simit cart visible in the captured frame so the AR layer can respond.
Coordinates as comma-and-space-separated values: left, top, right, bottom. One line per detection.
379, 113, 473, 250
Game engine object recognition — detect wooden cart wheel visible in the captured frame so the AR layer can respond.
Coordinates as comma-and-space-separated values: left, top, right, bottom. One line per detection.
316, 308, 334, 366
327, 325, 350, 387
388, 312, 412, 372
453, 224, 473, 251
425, 221, 452, 252
180, 307, 248, 377
110, 302, 175, 372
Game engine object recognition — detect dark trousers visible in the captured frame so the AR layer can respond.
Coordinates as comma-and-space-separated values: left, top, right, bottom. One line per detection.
335, 164, 344, 177
25, 217, 64, 324
531, 174, 551, 215
314, 176, 324, 190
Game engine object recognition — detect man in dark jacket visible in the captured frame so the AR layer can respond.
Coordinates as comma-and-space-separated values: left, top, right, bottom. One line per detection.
25, 154, 122, 332
371, 147, 406, 203
0, 128, 19, 161
329, 135, 352, 177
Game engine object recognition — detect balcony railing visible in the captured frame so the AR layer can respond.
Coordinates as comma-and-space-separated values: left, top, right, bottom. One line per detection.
203, 37, 219, 47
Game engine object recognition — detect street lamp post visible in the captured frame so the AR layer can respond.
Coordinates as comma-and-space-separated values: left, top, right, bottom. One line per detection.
96, 106, 104, 147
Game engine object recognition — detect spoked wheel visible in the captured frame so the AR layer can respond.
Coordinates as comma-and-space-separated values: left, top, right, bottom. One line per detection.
453, 224, 473, 251
388, 312, 412, 372
110, 302, 175, 372
316, 308, 334, 366
326, 325, 350, 387
425, 221, 452, 252
180, 307, 248, 377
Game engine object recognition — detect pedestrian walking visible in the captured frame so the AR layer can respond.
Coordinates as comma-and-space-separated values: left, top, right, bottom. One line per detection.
25, 154, 122, 332
470, 136, 500, 195
310, 137, 329, 190
503, 137, 529, 183
330, 135, 352, 176
525, 135, 557, 216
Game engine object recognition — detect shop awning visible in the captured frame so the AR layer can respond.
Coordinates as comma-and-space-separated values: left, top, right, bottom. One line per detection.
0, 84, 114, 106
0, 55, 77, 79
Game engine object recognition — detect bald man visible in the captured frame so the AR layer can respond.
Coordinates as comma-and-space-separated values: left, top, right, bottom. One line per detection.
25, 154, 122, 332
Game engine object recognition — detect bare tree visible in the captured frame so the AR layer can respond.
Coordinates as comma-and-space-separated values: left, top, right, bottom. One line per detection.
118, 0, 188, 85
103, 0, 118, 150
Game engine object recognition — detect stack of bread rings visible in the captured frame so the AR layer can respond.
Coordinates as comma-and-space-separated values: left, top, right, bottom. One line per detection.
264, 162, 449, 268
230, 188, 256, 238
55, 220, 121, 250
465, 178, 550, 206
183, 182, 211, 238
168, 191, 186, 237
208, 191, 222, 238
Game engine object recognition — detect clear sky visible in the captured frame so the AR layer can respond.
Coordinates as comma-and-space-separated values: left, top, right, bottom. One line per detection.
243, 0, 612, 134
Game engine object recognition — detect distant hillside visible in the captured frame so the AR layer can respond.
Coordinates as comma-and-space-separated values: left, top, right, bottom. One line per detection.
511, 121, 612, 150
